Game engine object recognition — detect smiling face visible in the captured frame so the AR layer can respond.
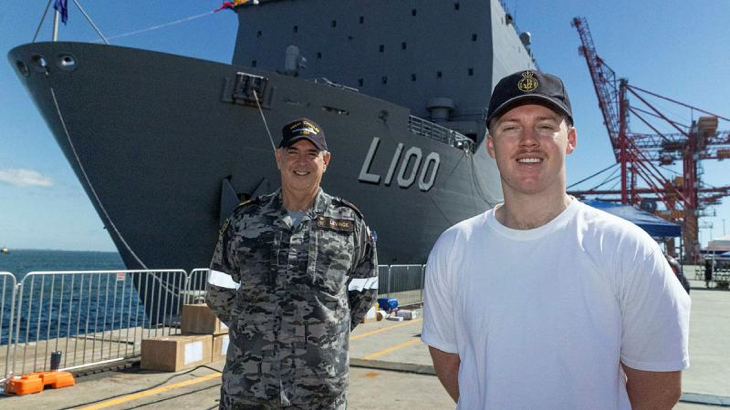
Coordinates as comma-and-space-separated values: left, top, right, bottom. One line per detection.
487, 103, 577, 200
275, 138, 331, 202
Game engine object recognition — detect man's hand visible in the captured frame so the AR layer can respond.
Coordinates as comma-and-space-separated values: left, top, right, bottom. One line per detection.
622, 364, 682, 410
428, 346, 460, 403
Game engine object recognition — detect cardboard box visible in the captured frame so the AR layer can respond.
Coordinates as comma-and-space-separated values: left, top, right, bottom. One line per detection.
361, 306, 384, 323
181, 304, 229, 335
212, 334, 230, 362
141, 334, 212, 372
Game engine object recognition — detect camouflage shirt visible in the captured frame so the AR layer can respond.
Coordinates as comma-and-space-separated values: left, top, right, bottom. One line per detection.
206, 189, 378, 409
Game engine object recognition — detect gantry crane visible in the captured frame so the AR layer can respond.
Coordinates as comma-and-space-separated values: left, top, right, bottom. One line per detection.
570, 17, 730, 262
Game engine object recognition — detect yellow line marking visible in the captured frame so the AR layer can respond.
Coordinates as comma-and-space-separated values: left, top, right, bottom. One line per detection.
79, 372, 221, 410
360, 338, 422, 360
350, 318, 422, 340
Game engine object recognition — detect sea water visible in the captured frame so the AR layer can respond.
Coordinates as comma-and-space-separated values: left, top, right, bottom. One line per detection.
0, 249, 125, 280
0, 250, 142, 344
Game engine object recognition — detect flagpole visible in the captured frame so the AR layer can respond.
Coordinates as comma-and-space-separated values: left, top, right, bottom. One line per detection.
52, 9, 60, 41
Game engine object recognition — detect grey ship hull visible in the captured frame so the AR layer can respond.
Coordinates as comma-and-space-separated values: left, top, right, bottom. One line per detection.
8, 42, 501, 273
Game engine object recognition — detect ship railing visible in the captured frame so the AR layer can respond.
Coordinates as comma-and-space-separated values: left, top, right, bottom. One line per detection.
408, 115, 475, 151
0, 272, 17, 386
0, 269, 187, 384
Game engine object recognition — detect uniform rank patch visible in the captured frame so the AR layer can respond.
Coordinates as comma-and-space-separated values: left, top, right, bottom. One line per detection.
316, 216, 354, 232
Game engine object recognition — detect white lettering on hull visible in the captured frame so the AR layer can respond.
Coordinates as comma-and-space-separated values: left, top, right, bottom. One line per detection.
358, 137, 440, 192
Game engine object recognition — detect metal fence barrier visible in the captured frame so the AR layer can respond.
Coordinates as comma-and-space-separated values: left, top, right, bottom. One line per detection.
185, 269, 210, 305
0, 272, 17, 386
0, 265, 426, 383
378, 265, 427, 307
1, 269, 189, 383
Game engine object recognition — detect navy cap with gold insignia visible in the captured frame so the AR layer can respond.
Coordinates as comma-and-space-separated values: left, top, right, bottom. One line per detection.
279, 118, 328, 151
486, 70, 573, 125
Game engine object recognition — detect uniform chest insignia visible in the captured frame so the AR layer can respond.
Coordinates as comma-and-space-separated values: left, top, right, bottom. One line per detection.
316, 216, 355, 232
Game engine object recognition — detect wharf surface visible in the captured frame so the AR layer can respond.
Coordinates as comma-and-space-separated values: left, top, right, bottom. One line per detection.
1, 275, 728, 409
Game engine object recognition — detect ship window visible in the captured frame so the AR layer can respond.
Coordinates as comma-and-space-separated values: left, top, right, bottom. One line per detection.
472, 34, 477, 41
252, 60, 257, 67
411, 9, 417, 16
401, 42, 407, 50
359, 16, 364, 24
293, 25, 298, 33
332, 20, 337, 28
411, 74, 417, 82
358, 79, 364, 87
317, 52, 322, 59
257, 30, 262, 37
437, 71, 443, 78
382, 76, 388, 84
454, 2, 460, 10
468, 68, 474, 76
379, 45, 384, 52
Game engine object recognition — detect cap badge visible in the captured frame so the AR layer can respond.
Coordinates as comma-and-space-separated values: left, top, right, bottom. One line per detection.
517, 71, 539, 92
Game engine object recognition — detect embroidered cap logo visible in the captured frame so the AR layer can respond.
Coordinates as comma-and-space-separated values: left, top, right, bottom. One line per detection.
517, 70, 539, 92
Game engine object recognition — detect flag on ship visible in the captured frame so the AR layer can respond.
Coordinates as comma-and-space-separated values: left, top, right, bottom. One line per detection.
215, 0, 259, 12
54, 0, 69, 24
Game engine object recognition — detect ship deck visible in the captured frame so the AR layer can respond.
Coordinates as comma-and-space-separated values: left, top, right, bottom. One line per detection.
1, 272, 728, 409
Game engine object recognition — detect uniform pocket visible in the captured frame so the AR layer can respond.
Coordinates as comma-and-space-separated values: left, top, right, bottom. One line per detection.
311, 228, 354, 294
233, 231, 275, 298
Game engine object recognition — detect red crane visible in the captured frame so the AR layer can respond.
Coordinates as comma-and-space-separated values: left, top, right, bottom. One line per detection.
570, 17, 730, 262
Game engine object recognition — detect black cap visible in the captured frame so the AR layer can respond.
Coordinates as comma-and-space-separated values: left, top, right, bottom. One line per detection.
279, 118, 328, 151
487, 70, 573, 125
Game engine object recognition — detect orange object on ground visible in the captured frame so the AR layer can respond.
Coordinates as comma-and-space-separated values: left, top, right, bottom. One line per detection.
5, 371, 75, 395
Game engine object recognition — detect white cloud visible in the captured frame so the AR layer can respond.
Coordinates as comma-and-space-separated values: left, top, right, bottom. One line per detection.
0, 168, 53, 187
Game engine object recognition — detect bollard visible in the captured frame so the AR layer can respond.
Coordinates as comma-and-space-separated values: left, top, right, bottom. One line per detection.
50, 351, 62, 371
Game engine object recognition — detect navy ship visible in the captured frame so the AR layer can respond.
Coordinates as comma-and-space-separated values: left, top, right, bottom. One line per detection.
8, 0, 535, 274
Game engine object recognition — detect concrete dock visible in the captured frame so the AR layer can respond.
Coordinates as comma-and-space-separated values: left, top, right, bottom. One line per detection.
1, 273, 728, 409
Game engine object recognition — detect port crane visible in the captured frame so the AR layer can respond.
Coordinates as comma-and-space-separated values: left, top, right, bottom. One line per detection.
570, 17, 730, 262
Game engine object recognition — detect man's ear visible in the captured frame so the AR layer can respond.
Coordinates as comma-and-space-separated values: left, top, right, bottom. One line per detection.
322, 151, 332, 171
274, 148, 283, 170
486, 134, 496, 159
566, 127, 577, 155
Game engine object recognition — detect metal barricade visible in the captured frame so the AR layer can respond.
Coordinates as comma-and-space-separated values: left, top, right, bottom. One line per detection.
0, 272, 17, 383
0, 263, 430, 382
381, 264, 426, 307
8, 269, 186, 378
186, 265, 427, 308
377, 265, 391, 298
184, 269, 210, 305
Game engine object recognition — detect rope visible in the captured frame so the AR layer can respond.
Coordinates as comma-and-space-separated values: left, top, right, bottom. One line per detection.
71, 0, 109, 44
92, 11, 216, 43
32, 0, 54, 43
253, 89, 277, 152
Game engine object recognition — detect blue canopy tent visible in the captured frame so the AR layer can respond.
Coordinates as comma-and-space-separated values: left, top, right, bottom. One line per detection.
583, 200, 681, 238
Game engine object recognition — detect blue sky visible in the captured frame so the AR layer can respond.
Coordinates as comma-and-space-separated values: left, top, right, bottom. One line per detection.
1, 0, 728, 251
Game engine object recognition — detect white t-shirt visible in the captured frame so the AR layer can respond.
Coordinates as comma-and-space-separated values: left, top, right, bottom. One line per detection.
421, 200, 690, 409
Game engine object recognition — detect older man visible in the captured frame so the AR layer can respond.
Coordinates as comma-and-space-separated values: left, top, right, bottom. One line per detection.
422, 70, 690, 409
206, 118, 378, 409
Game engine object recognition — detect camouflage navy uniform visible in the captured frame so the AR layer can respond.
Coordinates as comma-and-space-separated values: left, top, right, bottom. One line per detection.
206, 188, 378, 409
